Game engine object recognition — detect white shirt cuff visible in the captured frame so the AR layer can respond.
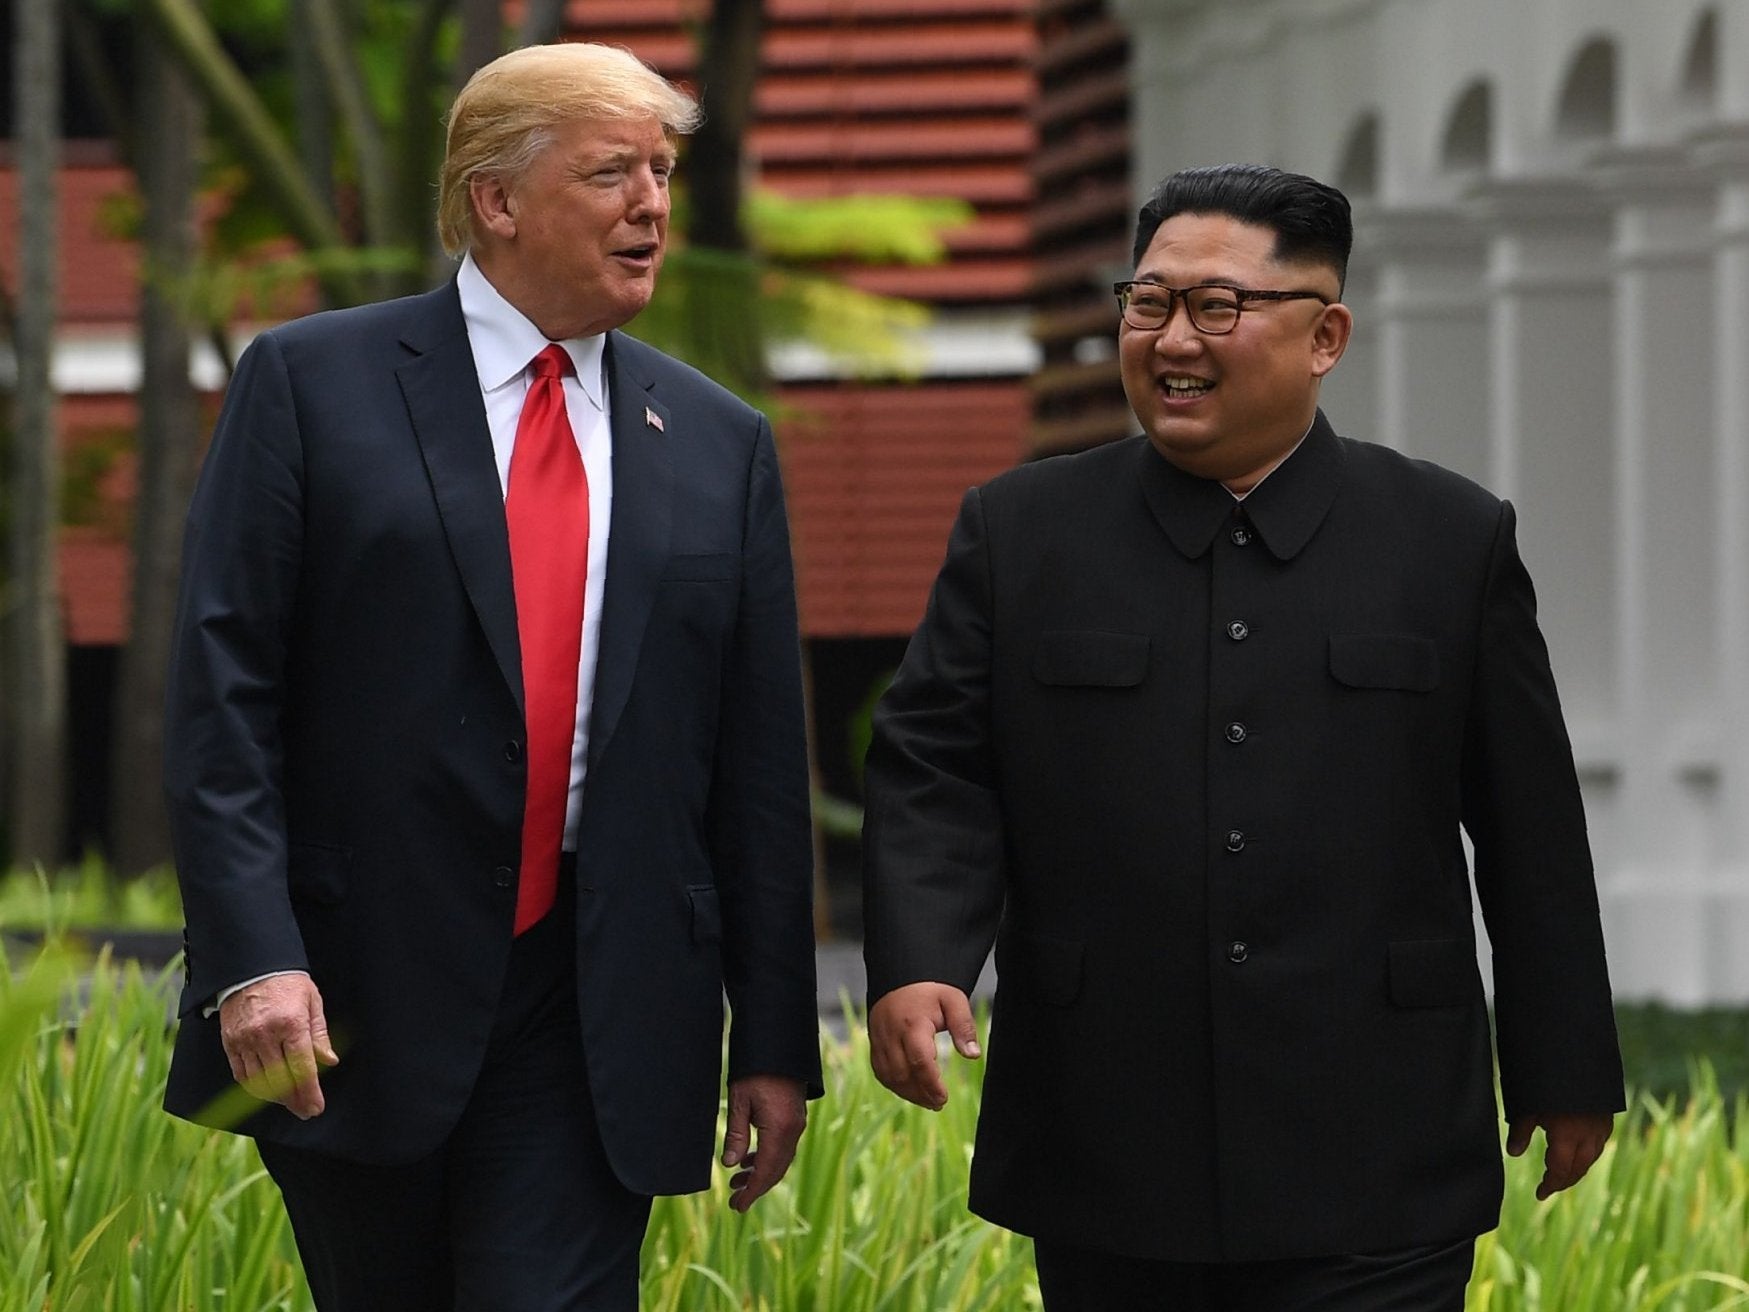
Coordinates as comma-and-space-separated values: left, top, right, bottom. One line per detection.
205, 969, 309, 1019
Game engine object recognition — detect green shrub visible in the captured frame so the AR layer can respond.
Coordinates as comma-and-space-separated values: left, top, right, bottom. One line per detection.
0, 941, 304, 1311
3, 936, 1749, 1310
1614, 1004, 1749, 1108
0, 857, 183, 934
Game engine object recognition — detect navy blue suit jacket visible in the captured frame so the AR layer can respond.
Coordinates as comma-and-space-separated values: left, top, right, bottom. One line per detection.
163, 280, 820, 1194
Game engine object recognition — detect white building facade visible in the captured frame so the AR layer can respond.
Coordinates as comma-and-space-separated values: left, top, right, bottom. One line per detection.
1110, 0, 1749, 1002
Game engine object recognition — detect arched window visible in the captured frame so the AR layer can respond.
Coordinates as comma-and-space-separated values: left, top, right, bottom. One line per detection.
1440, 80, 1492, 175
1555, 37, 1618, 142
1679, 9, 1718, 114
1335, 112, 1380, 199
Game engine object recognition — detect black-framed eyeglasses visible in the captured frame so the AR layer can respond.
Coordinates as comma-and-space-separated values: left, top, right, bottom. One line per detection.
1113, 281, 1331, 335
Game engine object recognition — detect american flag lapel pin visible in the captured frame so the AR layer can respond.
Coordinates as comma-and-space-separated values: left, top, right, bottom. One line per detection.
645, 406, 665, 432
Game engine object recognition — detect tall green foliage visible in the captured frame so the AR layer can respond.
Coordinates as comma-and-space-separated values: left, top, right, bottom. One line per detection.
0, 943, 307, 1310
6, 940, 1749, 1310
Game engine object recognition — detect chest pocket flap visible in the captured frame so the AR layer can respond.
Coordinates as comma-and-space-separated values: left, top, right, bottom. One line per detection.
1032, 630, 1150, 687
1329, 634, 1439, 692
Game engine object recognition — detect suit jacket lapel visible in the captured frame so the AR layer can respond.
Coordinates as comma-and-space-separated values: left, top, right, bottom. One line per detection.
398, 282, 525, 712
588, 332, 674, 773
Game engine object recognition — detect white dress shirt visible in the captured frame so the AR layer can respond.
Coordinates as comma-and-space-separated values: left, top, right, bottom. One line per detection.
458, 252, 614, 851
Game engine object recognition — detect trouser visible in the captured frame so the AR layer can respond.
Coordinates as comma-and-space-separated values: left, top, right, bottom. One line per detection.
1033, 1234, 1475, 1311
258, 872, 650, 1312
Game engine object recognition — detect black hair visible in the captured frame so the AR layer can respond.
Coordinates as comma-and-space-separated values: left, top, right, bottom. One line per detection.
1131, 163, 1353, 292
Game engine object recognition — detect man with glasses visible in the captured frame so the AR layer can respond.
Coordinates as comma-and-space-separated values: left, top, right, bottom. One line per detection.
860, 163, 1622, 1310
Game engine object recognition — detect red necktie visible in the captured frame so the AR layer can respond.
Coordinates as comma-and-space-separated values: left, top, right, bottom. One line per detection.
506, 344, 588, 934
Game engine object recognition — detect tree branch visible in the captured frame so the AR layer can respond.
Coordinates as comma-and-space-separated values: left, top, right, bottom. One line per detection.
288, 8, 337, 223
67, 2, 135, 165
456, 0, 501, 85
688, 0, 763, 253
397, 0, 458, 285
136, 0, 359, 302
518, 0, 570, 47
306, 0, 398, 249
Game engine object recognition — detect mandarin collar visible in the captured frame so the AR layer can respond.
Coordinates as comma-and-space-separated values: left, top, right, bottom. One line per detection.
1138, 410, 1344, 561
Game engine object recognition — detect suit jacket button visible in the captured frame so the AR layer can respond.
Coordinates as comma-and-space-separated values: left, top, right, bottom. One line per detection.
1225, 722, 1248, 744
1227, 620, 1249, 641
492, 865, 514, 888
1225, 830, 1246, 852
1228, 940, 1249, 963
504, 740, 522, 763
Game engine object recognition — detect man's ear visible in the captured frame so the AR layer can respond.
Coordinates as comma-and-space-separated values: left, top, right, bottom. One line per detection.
469, 174, 516, 241
1310, 302, 1353, 378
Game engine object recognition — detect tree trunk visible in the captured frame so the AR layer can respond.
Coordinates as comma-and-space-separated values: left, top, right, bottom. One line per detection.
518, 0, 570, 47
7, 0, 68, 868
399, 0, 457, 288
138, 0, 359, 303
307, 0, 397, 263
684, 0, 768, 399
456, 0, 502, 87
288, 5, 337, 248
684, 0, 839, 935
109, 15, 203, 876
689, 0, 763, 253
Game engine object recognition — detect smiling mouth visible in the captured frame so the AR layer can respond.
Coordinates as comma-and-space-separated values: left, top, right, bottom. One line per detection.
1160, 374, 1214, 398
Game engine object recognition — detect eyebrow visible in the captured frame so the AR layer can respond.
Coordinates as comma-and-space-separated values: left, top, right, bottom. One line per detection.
1133, 270, 1249, 287
580, 143, 676, 168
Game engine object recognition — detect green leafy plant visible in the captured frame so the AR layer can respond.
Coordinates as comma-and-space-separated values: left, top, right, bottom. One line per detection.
5, 933, 1749, 1309
0, 856, 184, 933
0, 939, 306, 1310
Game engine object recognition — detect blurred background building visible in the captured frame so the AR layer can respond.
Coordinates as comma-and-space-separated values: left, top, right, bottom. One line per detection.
1113, 0, 1749, 1003
6, 0, 1749, 1001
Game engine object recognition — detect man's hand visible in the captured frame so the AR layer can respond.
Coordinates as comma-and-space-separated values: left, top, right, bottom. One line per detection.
1506, 1111, 1614, 1200
722, 1074, 808, 1213
218, 972, 338, 1121
868, 981, 980, 1112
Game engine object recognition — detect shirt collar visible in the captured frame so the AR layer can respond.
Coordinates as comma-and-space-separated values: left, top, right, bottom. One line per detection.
1226, 421, 1312, 501
1138, 410, 1345, 561
456, 252, 606, 412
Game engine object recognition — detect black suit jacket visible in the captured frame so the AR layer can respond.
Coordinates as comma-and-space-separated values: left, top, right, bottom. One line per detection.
862, 413, 1623, 1261
163, 280, 821, 1195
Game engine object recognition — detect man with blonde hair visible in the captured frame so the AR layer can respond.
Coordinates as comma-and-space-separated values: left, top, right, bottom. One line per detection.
164, 41, 820, 1310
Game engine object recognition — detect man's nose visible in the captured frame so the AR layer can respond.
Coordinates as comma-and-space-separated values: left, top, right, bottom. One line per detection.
627, 169, 667, 221
1154, 301, 1203, 353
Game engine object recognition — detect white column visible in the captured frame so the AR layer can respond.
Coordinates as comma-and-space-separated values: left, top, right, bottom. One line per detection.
1468, 179, 1618, 746
1464, 178, 1622, 996
1694, 124, 1749, 999
1591, 146, 1722, 1001
1354, 206, 1490, 480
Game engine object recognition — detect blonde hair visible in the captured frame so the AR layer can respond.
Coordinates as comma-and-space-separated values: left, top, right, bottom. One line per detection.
437, 42, 700, 257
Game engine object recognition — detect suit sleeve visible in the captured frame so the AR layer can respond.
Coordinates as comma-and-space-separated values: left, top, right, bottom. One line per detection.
163, 331, 309, 1014
710, 416, 824, 1096
861, 485, 1008, 1004
1461, 500, 1624, 1121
